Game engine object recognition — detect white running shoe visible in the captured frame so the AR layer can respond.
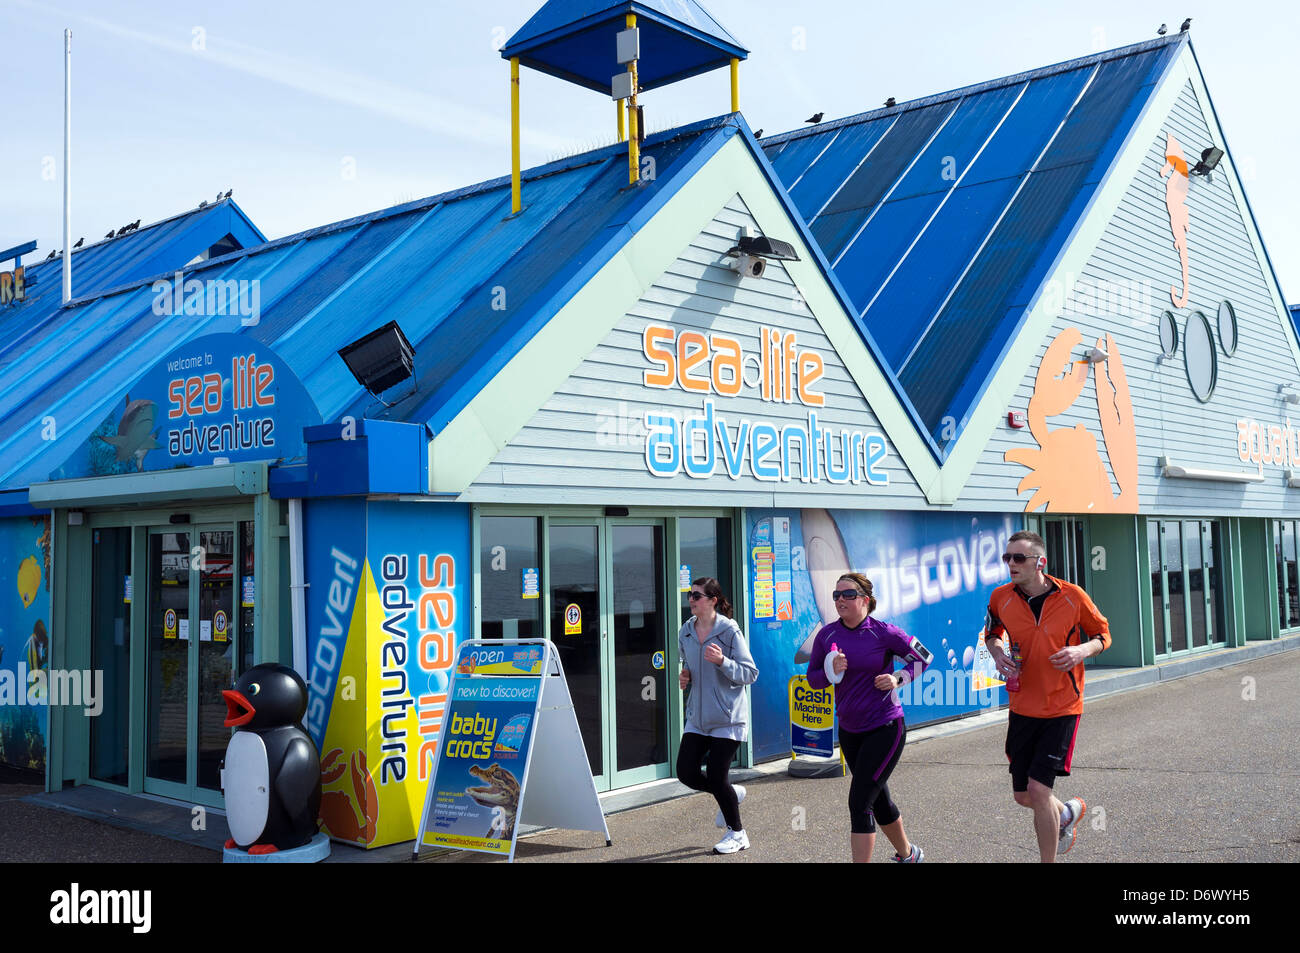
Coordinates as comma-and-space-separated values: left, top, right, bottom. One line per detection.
715, 784, 747, 828
712, 828, 750, 854
892, 843, 924, 863
1059, 797, 1086, 856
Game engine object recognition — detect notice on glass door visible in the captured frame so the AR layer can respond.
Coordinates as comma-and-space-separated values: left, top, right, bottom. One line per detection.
178, 618, 190, 641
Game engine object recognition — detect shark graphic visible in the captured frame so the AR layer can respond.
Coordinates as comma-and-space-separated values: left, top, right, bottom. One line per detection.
95, 395, 161, 470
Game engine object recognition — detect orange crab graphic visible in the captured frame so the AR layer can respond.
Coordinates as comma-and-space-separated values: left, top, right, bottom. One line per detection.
319, 748, 378, 844
1004, 327, 1138, 513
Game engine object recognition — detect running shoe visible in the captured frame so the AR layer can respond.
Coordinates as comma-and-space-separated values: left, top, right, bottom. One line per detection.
712, 828, 750, 854
892, 844, 924, 863
1058, 797, 1086, 855
715, 784, 747, 827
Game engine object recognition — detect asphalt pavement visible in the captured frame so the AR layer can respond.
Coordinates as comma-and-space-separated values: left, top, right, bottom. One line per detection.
4, 650, 1297, 863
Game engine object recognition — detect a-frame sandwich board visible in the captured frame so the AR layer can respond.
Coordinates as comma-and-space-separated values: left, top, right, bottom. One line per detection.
414, 639, 609, 862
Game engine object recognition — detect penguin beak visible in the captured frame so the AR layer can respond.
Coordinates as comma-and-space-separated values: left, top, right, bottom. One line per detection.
222, 690, 256, 727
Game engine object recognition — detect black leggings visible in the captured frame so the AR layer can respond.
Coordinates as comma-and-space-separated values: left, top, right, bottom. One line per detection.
840, 720, 906, 834
676, 733, 742, 831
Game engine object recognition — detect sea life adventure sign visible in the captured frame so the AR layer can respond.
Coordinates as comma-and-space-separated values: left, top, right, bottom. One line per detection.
51, 333, 320, 479
638, 323, 890, 485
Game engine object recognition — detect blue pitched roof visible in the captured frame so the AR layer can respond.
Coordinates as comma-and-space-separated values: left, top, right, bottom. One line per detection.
762, 34, 1186, 456
502, 0, 747, 93
0, 200, 265, 371
0, 120, 736, 491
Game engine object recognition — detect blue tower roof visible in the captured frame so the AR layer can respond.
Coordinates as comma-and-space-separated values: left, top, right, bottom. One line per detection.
501, 0, 747, 93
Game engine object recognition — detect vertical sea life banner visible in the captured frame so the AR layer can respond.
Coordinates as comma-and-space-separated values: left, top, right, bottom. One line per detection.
0, 515, 52, 770
746, 509, 1019, 760
363, 501, 469, 848
304, 499, 469, 848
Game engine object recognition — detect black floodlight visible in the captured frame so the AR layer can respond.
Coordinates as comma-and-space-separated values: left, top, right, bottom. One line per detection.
338, 320, 416, 400
732, 235, 800, 262
1192, 146, 1224, 176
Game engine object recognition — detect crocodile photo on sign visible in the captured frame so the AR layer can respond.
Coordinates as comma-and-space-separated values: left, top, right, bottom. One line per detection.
466, 763, 520, 840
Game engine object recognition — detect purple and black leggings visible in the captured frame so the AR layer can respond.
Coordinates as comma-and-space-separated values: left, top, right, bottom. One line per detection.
839, 719, 906, 834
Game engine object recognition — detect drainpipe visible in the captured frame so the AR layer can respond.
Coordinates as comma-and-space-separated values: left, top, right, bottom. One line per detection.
288, 499, 307, 679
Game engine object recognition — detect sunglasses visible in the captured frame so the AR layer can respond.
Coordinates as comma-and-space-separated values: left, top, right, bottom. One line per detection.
1001, 553, 1039, 565
831, 589, 864, 601
688, 591, 709, 601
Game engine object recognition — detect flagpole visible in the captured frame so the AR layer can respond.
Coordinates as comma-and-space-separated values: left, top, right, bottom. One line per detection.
62, 28, 72, 306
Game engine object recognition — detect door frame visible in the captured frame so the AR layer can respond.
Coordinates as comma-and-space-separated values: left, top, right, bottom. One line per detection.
472, 505, 744, 788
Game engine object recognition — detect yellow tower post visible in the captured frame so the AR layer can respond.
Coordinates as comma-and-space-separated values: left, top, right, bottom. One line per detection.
730, 57, 739, 113
627, 13, 639, 185
511, 56, 522, 214
617, 99, 626, 142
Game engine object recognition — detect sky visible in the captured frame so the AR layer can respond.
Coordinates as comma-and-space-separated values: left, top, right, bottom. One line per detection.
1, 0, 1297, 298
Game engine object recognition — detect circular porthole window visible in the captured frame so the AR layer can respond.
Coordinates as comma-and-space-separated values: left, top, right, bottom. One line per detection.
1217, 300, 1238, 356
1184, 311, 1217, 402
1159, 310, 1178, 358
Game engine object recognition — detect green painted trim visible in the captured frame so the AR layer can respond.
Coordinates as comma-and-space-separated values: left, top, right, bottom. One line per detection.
431, 136, 937, 496
30, 462, 268, 509
938, 48, 1193, 503
1085, 515, 1142, 667
129, 526, 147, 792
1135, 517, 1155, 666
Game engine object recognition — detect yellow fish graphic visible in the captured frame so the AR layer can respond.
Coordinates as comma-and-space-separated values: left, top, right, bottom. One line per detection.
17, 555, 41, 609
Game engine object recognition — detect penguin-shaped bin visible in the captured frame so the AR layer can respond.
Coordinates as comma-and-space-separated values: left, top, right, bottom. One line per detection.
220, 663, 322, 854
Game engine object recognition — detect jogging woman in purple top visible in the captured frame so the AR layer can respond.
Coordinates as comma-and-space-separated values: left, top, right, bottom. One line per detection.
806, 572, 932, 863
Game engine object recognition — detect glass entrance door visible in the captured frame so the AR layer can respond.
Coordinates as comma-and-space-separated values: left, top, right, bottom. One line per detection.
547, 519, 670, 791
144, 522, 247, 804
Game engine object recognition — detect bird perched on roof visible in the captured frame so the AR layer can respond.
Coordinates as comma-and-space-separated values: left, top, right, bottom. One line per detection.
105, 229, 116, 239
884, 97, 896, 108
806, 112, 823, 124
224, 189, 232, 200
753, 128, 763, 139
199, 200, 209, 209
129, 219, 140, 231
1157, 23, 1167, 35
45, 249, 57, 260
73, 237, 83, 248
1180, 17, 1191, 32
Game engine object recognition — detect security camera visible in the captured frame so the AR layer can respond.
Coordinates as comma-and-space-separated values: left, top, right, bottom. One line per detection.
731, 254, 766, 279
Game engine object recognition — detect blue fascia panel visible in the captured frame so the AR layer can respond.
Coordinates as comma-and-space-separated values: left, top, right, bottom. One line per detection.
303, 419, 428, 497
268, 463, 309, 500
502, 0, 746, 62
0, 488, 42, 517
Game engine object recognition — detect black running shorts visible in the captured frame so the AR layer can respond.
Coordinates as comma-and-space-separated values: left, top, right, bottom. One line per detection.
1006, 712, 1080, 791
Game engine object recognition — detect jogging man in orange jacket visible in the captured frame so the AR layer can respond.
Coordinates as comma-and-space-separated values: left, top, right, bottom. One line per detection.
985, 531, 1110, 862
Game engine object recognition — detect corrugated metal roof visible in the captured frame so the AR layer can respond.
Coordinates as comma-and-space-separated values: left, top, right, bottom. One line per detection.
0, 200, 265, 370
0, 119, 736, 490
501, 0, 747, 93
763, 34, 1185, 456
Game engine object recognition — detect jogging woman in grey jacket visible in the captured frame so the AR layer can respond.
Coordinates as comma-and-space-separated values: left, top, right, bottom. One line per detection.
677, 577, 759, 854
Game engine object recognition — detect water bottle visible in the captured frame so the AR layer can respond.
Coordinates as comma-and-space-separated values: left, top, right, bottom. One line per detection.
825, 642, 845, 685
1005, 642, 1022, 693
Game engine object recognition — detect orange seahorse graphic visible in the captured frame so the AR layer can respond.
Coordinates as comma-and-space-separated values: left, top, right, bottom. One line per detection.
1160, 131, 1191, 308
1004, 328, 1138, 513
